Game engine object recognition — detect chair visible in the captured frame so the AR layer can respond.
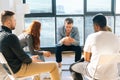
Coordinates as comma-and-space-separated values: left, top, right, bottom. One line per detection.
0, 52, 33, 80
62, 51, 75, 54
84, 54, 120, 80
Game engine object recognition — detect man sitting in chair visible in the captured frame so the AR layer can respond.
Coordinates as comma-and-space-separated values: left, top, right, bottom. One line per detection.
55, 18, 82, 68
70, 14, 120, 80
0, 10, 60, 80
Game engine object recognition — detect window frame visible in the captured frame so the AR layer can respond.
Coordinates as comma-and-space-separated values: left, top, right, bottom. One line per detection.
23, 0, 120, 52
23, 0, 56, 17
84, 0, 114, 15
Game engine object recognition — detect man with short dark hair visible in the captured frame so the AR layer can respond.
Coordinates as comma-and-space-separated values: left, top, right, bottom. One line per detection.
70, 14, 120, 80
0, 10, 60, 80
55, 18, 82, 67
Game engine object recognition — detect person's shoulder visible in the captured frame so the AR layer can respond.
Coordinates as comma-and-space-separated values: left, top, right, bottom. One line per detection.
0, 31, 12, 40
26, 34, 33, 39
87, 33, 97, 39
72, 26, 78, 32
5, 33, 19, 42
2, 31, 16, 37
72, 26, 78, 30
73, 26, 77, 28
8, 33, 18, 38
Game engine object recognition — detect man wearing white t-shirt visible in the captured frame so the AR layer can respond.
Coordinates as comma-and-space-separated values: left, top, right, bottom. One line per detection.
70, 14, 120, 80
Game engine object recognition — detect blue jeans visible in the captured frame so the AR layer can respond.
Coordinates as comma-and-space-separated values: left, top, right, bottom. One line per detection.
55, 45, 82, 63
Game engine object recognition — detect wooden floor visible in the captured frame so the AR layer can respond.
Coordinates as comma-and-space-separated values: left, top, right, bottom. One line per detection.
0, 53, 75, 80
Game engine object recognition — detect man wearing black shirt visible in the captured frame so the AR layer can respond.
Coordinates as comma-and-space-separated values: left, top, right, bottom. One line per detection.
0, 10, 60, 80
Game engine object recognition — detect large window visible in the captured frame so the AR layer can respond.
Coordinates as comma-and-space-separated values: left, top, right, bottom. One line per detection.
86, 0, 112, 12
116, 0, 120, 14
25, 17, 55, 47
115, 16, 120, 35
24, 0, 120, 48
56, 0, 84, 15
106, 16, 114, 32
85, 16, 94, 40
26, 0, 52, 13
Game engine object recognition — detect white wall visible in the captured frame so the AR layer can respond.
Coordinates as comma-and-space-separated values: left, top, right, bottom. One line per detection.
0, 0, 30, 35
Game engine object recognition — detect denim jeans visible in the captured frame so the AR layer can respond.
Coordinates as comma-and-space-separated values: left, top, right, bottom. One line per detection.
55, 45, 82, 63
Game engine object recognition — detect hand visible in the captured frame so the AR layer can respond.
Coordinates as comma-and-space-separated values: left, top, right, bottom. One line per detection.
43, 51, 51, 57
31, 55, 43, 62
63, 37, 71, 46
69, 37, 75, 43
63, 41, 71, 46
63, 37, 73, 46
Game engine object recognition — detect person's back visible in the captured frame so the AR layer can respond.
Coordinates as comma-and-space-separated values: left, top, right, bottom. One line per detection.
86, 31, 120, 78
0, 30, 22, 73
70, 14, 120, 80
18, 32, 28, 48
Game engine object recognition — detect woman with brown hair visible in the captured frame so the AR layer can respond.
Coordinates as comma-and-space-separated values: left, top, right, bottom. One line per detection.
18, 20, 51, 61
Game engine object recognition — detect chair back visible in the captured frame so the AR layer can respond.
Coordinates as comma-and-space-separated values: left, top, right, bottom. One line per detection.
94, 54, 120, 80
0, 52, 34, 80
0, 52, 14, 75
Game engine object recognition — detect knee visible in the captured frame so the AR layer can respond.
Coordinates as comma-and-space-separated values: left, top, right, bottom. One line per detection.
50, 62, 58, 72
50, 62, 58, 68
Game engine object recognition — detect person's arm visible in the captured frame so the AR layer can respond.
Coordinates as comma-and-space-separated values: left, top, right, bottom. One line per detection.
83, 34, 92, 62
31, 55, 43, 62
26, 35, 51, 57
57, 27, 65, 46
84, 52, 92, 62
70, 27, 80, 46
8, 34, 32, 64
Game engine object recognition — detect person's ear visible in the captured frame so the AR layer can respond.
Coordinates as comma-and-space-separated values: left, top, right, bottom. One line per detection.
95, 24, 100, 30
6, 19, 11, 25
